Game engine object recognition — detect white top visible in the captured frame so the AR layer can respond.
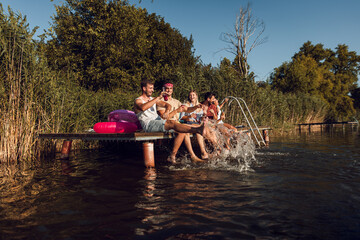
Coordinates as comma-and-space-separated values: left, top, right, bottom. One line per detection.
135, 96, 161, 130
217, 105, 224, 124
180, 102, 203, 123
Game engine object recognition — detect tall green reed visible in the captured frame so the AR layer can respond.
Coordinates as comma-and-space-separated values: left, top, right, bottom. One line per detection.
0, 6, 39, 163
0, 6, 121, 163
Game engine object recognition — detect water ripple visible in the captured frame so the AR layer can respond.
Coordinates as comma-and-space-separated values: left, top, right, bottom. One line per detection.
0, 127, 359, 239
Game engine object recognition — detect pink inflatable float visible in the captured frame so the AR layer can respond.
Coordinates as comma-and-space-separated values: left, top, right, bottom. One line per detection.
93, 122, 138, 134
108, 109, 141, 129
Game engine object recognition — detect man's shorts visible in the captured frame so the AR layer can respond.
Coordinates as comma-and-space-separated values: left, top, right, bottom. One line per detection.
144, 119, 166, 132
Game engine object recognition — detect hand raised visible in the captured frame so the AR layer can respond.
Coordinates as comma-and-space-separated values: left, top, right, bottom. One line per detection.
163, 110, 170, 119
177, 105, 187, 113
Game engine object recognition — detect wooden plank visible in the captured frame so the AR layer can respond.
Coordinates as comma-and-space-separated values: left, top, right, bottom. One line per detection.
297, 121, 358, 126
38, 131, 178, 142
38, 127, 272, 142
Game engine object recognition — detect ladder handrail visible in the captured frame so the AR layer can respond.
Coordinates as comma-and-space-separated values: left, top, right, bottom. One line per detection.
222, 96, 266, 146
235, 97, 266, 146
224, 97, 260, 146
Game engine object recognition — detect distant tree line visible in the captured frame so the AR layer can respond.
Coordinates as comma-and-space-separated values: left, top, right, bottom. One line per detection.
1, 0, 359, 163
270, 41, 360, 121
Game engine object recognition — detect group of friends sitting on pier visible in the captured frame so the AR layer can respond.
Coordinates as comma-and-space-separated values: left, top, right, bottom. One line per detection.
134, 79, 239, 164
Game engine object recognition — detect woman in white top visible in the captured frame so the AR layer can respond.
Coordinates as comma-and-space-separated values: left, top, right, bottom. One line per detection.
213, 97, 237, 131
180, 90, 204, 124
180, 90, 209, 160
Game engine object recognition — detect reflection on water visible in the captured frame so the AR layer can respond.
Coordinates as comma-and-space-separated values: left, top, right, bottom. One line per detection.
0, 164, 36, 223
0, 125, 359, 239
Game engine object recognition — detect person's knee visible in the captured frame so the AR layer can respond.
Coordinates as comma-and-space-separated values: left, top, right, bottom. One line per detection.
165, 120, 174, 130
177, 132, 186, 137
167, 120, 175, 128
196, 133, 203, 139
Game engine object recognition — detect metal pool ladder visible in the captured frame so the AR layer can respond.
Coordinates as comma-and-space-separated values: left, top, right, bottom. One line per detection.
223, 96, 266, 146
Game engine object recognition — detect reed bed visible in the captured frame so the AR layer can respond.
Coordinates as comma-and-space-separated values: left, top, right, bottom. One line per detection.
0, 9, 37, 163
0, 8, 83, 163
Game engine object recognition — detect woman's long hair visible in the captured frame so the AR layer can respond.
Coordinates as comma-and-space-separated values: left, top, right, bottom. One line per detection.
187, 90, 200, 105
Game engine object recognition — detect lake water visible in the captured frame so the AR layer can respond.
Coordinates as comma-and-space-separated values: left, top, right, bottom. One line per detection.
1, 125, 359, 239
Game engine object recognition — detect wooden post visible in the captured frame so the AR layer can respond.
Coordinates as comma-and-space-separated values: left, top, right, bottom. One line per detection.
143, 142, 155, 168
60, 160, 72, 175
263, 130, 269, 146
60, 140, 72, 160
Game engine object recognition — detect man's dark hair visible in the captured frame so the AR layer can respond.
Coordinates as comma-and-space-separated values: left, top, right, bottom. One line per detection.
204, 92, 215, 100
141, 79, 154, 89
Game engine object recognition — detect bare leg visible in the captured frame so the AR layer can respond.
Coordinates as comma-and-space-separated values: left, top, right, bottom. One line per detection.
168, 133, 186, 163
165, 120, 205, 135
186, 122, 218, 153
203, 126, 218, 147
183, 134, 203, 163
223, 123, 237, 131
218, 125, 232, 150
196, 133, 209, 160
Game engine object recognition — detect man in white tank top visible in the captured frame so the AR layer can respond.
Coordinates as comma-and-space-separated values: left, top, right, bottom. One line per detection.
134, 79, 208, 138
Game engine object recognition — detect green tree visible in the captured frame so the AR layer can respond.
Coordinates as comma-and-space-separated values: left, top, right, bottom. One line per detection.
293, 41, 333, 67
46, 0, 197, 91
271, 41, 360, 121
271, 55, 332, 97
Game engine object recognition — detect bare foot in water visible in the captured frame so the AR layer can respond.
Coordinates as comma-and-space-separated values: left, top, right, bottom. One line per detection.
208, 151, 219, 159
201, 152, 209, 160
197, 117, 209, 136
203, 127, 218, 148
167, 154, 176, 164
191, 155, 205, 163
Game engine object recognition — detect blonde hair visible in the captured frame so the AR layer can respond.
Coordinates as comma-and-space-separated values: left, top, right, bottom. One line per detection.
187, 90, 199, 105
184, 90, 202, 113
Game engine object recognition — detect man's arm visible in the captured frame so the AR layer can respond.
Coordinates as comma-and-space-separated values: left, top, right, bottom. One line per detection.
185, 104, 202, 113
134, 97, 161, 114
134, 89, 167, 114
157, 101, 174, 120
219, 98, 229, 109
162, 105, 187, 120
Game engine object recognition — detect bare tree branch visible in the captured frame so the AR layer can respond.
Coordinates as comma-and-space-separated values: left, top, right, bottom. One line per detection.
220, 3, 267, 78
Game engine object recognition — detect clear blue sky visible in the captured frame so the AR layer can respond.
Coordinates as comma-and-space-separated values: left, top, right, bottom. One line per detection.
2, 0, 360, 82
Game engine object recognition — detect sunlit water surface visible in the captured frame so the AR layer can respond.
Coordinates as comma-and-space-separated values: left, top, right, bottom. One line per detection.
1, 125, 359, 239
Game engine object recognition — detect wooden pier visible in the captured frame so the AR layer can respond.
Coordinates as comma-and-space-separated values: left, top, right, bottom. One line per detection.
38, 127, 271, 168
297, 121, 358, 132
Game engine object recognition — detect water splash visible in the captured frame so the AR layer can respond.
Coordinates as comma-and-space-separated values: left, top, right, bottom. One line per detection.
205, 123, 257, 172
170, 123, 257, 173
